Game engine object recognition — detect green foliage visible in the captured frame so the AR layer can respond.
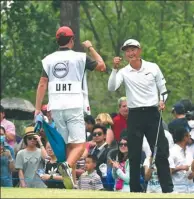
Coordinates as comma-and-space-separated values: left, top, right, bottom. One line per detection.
1, 1, 59, 103
1, 0, 194, 123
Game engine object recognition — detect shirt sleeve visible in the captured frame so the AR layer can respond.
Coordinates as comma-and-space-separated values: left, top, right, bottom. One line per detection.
168, 149, 175, 169
8, 146, 15, 160
85, 55, 98, 71
6, 121, 16, 135
155, 64, 168, 101
41, 68, 48, 78
142, 136, 152, 157
108, 69, 124, 91
15, 151, 24, 170
116, 161, 130, 183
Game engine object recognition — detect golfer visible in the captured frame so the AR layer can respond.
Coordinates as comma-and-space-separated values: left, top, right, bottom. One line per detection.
108, 39, 173, 193
35, 26, 106, 189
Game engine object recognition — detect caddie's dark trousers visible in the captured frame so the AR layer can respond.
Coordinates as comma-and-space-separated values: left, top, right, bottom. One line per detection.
127, 107, 174, 193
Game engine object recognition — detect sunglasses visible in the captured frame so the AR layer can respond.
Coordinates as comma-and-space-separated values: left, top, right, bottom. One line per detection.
119, 143, 127, 147
93, 132, 103, 137
27, 137, 37, 141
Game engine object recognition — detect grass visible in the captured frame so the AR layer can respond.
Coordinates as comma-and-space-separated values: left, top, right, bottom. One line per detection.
1, 188, 194, 198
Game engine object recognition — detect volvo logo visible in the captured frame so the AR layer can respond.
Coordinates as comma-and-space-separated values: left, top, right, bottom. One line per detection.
53, 61, 69, 78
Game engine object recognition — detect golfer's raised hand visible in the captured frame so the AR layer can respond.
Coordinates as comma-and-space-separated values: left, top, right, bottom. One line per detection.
82, 40, 93, 49
113, 57, 122, 69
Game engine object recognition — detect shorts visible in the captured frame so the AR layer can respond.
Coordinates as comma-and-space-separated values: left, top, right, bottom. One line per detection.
51, 108, 86, 144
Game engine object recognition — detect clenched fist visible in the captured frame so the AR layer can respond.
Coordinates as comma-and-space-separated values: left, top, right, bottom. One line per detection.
113, 57, 122, 69
82, 40, 93, 49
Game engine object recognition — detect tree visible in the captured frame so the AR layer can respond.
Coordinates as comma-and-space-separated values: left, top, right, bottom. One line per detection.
60, 0, 82, 51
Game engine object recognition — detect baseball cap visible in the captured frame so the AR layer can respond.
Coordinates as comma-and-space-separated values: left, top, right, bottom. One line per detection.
172, 103, 185, 114
121, 39, 141, 51
56, 26, 74, 39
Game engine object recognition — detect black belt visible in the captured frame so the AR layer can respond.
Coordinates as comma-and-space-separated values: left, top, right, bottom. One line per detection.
128, 106, 158, 111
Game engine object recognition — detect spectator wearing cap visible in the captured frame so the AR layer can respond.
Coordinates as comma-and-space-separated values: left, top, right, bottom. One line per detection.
168, 103, 190, 140
0, 105, 16, 148
169, 127, 194, 193
112, 97, 128, 142
15, 126, 47, 188
35, 26, 106, 189
108, 39, 173, 193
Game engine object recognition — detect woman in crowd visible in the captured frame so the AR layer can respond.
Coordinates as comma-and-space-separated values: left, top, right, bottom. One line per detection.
110, 136, 130, 192
15, 126, 46, 188
95, 113, 114, 145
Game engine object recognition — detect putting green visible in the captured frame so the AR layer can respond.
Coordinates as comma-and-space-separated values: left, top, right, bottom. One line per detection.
1, 188, 194, 198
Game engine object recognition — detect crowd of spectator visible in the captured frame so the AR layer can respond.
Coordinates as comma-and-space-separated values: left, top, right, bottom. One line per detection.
0, 97, 194, 193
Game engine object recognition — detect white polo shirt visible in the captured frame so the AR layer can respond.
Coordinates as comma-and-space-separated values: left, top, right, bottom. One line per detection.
108, 59, 167, 108
169, 144, 194, 193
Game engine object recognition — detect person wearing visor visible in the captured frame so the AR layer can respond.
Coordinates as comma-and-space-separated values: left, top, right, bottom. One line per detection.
35, 26, 106, 189
108, 39, 173, 193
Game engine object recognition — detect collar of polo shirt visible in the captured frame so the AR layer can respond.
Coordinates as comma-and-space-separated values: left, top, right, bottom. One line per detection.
127, 59, 145, 71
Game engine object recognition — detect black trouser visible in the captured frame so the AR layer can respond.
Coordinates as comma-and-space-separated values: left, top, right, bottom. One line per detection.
127, 107, 174, 193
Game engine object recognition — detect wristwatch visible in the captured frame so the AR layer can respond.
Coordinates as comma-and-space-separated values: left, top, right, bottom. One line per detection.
50, 175, 53, 180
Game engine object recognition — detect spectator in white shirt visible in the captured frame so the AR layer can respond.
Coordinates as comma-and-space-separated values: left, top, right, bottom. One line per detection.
169, 127, 194, 193
187, 119, 194, 159
143, 129, 174, 193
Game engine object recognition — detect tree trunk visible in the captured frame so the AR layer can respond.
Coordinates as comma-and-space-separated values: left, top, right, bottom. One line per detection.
60, 0, 83, 51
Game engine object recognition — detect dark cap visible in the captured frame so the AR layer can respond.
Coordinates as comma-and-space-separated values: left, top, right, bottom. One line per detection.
172, 103, 185, 114
56, 26, 74, 39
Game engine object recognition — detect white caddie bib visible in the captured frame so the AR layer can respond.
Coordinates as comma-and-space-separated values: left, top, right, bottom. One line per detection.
49, 81, 82, 94
42, 50, 87, 110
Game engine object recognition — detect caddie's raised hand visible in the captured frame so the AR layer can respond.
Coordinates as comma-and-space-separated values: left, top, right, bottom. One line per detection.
82, 40, 93, 49
113, 57, 122, 69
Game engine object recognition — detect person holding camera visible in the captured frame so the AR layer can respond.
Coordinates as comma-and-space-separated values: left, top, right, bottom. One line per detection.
0, 128, 15, 187
110, 136, 130, 192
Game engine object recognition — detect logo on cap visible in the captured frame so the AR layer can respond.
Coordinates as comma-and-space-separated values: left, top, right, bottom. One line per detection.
52, 61, 69, 78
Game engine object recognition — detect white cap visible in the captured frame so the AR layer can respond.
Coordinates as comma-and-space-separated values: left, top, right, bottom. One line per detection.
121, 39, 141, 51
